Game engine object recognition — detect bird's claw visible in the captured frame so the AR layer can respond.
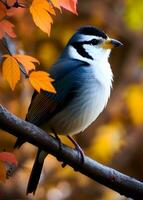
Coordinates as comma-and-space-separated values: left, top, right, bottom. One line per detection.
75, 144, 84, 165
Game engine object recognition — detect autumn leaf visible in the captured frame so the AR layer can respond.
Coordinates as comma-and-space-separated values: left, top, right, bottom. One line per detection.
0, 2, 7, 21
30, 0, 55, 35
0, 19, 16, 39
0, 161, 6, 182
51, 0, 61, 10
0, 152, 17, 166
30, 0, 78, 35
88, 122, 124, 163
6, 7, 26, 17
13, 54, 40, 74
59, 0, 78, 14
29, 71, 56, 93
125, 84, 143, 125
2, 55, 20, 90
0, 152, 18, 181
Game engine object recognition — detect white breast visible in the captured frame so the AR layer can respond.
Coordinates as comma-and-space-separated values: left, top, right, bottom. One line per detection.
47, 62, 113, 136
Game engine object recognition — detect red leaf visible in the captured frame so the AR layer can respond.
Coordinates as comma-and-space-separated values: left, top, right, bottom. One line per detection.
0, 2, 7, 21
0, 19, 16, 39
0, 152, 18, 180
59, 0, 78, 14
0, 152, 17, 166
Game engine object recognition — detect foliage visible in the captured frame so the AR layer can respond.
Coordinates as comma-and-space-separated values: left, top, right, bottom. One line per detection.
0, 0, 143, 199
88, 122, 124, 163
0, 0, 77, 91
124, 0, 143, 31
125, 84, 143, 125
0, 0, 77, 190
0, 152, 17, 182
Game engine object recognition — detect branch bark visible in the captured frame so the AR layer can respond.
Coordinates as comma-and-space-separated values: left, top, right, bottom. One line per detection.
0, 105, 143, 199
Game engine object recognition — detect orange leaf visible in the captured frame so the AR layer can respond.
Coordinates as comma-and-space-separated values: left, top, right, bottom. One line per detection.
30, 0, 55, 36
13, 54, 40, 74
0, 19, 16, 39
29, 71, 56, 93
0, 152, 18, 166
59, 0, 78, 14
2, 55, 20, 90
0, 161, 6, 183
51, 0, 61, 10
0, 2, 7, 21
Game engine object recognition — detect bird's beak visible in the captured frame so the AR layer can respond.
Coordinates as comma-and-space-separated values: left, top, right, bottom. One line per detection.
101, 38, 123, 49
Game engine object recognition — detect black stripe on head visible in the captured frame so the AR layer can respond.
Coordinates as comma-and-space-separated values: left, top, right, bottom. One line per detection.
78, 26, 107, 39
72, 42, 93, 60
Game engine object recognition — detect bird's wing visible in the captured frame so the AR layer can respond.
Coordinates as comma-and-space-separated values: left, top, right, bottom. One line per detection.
49, 58, 89, 80
26, 59, 89, 126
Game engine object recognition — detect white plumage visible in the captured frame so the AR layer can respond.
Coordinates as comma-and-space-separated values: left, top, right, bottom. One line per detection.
47, 46, 113, 135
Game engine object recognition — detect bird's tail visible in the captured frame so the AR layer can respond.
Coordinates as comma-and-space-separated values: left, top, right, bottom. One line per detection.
27, 148, 48, 195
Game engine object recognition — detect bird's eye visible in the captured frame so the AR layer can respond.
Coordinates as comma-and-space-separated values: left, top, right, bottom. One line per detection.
90, 39, 100, 45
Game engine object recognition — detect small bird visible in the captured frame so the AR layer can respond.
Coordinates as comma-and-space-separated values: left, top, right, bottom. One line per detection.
15, 26, 123, 194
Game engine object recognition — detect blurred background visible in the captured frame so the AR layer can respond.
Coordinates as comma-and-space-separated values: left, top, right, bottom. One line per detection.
0, 0, 143, 199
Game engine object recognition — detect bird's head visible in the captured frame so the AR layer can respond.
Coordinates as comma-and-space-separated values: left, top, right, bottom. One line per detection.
62, 26, 123, 63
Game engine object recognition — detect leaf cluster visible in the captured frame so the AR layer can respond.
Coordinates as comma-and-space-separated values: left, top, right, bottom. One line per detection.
0, 0, 77, 91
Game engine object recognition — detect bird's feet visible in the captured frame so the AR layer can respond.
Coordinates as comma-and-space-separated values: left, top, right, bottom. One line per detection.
53, 132, 62, 151
53, 132, 67, 167
53, 132, 85, 169
67, 135, 84, 169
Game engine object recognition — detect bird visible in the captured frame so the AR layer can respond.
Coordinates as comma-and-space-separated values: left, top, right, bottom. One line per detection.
14, 25, 123, 194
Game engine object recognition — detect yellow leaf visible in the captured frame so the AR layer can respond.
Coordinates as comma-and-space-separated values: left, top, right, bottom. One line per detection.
29, 71, 56, 93
13, 54, 40, 74
2, 55, 20, 90
0, 161, 6, 183
124, 0, 143, 31
125, 84, 143, 125
30, 0, 55, 35
88, 122, 124, 163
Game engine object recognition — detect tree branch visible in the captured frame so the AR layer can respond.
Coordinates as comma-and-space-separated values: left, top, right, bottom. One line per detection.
0, 105, 143, 199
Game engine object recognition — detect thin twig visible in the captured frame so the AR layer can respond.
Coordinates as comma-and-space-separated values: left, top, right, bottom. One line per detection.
0, 39, 28, 78
0, 0, 26, 9
1, 38, 12, 55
